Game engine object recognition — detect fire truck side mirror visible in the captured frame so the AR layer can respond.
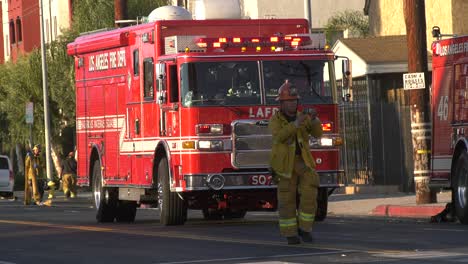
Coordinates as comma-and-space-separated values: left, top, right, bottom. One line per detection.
341, 59, 352, 102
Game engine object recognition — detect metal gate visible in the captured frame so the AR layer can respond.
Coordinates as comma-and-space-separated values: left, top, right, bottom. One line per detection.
339, 77, 372, 185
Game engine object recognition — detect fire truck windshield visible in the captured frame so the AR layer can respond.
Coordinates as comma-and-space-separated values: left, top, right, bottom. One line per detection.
180, 60, 334, 107
264, 60, 334, 105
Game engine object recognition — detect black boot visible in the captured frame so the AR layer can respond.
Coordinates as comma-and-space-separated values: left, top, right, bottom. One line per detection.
286, 236, 301, 245
298, 229, 313, 242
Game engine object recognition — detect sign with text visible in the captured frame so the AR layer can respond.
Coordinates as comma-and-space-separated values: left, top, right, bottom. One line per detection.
25, 102, 34, 124
403, 72, 425, 90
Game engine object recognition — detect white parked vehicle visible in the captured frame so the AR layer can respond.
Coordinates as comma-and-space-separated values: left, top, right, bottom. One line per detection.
0, 155, 14, 198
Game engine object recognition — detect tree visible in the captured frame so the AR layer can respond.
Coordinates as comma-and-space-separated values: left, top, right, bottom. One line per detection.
324, 10, 369, 44
72, 0, 115, 33
127, 0, 170, 20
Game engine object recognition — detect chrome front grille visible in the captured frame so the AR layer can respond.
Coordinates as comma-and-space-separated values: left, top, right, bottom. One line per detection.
232, 119, 272, 168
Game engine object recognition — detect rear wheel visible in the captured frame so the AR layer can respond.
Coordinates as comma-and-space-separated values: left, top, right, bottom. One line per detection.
158, 157, 187, 225
93, 161, 117, 223
315, 187, 328, 222
453, 152, 468, 224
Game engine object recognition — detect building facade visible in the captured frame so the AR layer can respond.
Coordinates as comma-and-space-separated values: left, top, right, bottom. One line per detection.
0, 0, 72, 62
173, 0, 365, 29
1, 0, 9, 62
0, 1, 4, 63
8, 0, 41, 61
365, 0, 468, 48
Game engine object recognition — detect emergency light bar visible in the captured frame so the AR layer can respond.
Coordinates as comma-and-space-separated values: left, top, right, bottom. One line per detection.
195, 35, 312, 51
164, 33, 327, 54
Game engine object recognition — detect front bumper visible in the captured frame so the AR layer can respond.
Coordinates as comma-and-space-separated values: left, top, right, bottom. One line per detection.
184, 170, 345, 191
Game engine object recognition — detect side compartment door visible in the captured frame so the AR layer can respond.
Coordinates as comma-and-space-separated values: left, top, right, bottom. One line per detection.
432, 64, 453, 177
121, 48, 142, 183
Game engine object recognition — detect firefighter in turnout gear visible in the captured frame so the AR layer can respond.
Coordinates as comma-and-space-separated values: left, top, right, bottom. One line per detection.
61, 151, 77, 199
24, 144, 45, 205
269, 80, 323, 245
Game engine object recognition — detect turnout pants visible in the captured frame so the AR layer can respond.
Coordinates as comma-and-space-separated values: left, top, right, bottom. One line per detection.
24, 175, 42, 205
277, 155, 319, 237
62, 173, 77, 197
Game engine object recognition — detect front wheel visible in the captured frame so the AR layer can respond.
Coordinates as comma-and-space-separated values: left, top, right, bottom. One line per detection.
453, 152, 468, 224
93, 161, 117, 223
158, 157, 187, 225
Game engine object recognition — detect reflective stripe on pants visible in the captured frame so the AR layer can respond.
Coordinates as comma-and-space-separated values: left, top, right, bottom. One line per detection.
277, 155, 319, 237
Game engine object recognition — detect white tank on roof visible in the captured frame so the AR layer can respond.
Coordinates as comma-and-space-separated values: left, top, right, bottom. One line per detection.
147, 5, 192, 22
194, 0, 241, 19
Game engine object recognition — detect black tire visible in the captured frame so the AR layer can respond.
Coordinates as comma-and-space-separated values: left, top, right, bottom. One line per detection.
93, 161, 117, 223
116, 201, 137, 223
453, 152, 468, 224
158, 157, 187, 225
315, 187, 328, 222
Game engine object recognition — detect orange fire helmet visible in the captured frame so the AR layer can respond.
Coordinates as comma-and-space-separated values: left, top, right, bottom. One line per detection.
276, 80, 300, 101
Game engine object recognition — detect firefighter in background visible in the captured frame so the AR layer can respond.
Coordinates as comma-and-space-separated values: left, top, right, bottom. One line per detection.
268, 80, 323, 245
24, 144, 45, 205
61, 151, 77, 198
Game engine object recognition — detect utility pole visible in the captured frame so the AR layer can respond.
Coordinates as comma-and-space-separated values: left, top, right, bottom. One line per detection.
114, 0, 127, 27
304, 0, 312, 32
39, 0, 53, 185
403, 0, 436, 204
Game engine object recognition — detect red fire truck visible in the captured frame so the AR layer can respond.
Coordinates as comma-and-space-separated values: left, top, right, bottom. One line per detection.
67, 7, 346, 224
430, 28, 468, 224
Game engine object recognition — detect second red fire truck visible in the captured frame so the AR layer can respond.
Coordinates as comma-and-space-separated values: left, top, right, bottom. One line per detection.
67, 6, 347, 224
430, 27, 468, 224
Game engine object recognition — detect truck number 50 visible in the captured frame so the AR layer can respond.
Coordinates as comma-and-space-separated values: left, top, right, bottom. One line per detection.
437, 95, 449, 121
250, 175, 273, 185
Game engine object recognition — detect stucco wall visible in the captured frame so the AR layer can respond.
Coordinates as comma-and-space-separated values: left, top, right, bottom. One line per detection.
368, 0, 468, 49
451, 0, 468, 35
56, 0, 71, 37
38, 0, 71, 43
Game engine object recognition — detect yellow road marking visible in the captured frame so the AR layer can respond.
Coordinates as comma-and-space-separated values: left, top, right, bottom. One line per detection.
0, 219, 424, 258
0, 229, 76, 238
0, 219, 346, 251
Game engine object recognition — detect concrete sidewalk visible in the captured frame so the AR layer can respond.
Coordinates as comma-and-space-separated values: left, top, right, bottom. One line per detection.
328, 188, 451, 220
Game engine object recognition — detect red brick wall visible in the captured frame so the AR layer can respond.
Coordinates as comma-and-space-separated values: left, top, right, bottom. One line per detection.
9, 0, 40, 61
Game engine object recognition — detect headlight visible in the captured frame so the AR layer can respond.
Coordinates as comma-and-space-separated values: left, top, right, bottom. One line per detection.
320, 138, 333, 147
198, 140, 224, 151
309, 136, 343, 148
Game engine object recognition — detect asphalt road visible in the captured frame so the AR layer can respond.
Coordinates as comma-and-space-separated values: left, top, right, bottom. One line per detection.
1, 194, 468, 264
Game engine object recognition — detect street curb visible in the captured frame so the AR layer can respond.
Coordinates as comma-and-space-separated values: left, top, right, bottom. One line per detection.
371, 205, 445, 218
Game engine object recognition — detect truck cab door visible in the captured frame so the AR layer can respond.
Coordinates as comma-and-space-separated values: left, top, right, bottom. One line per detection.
156, 62, 180, 137
156, 62, 167, 136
